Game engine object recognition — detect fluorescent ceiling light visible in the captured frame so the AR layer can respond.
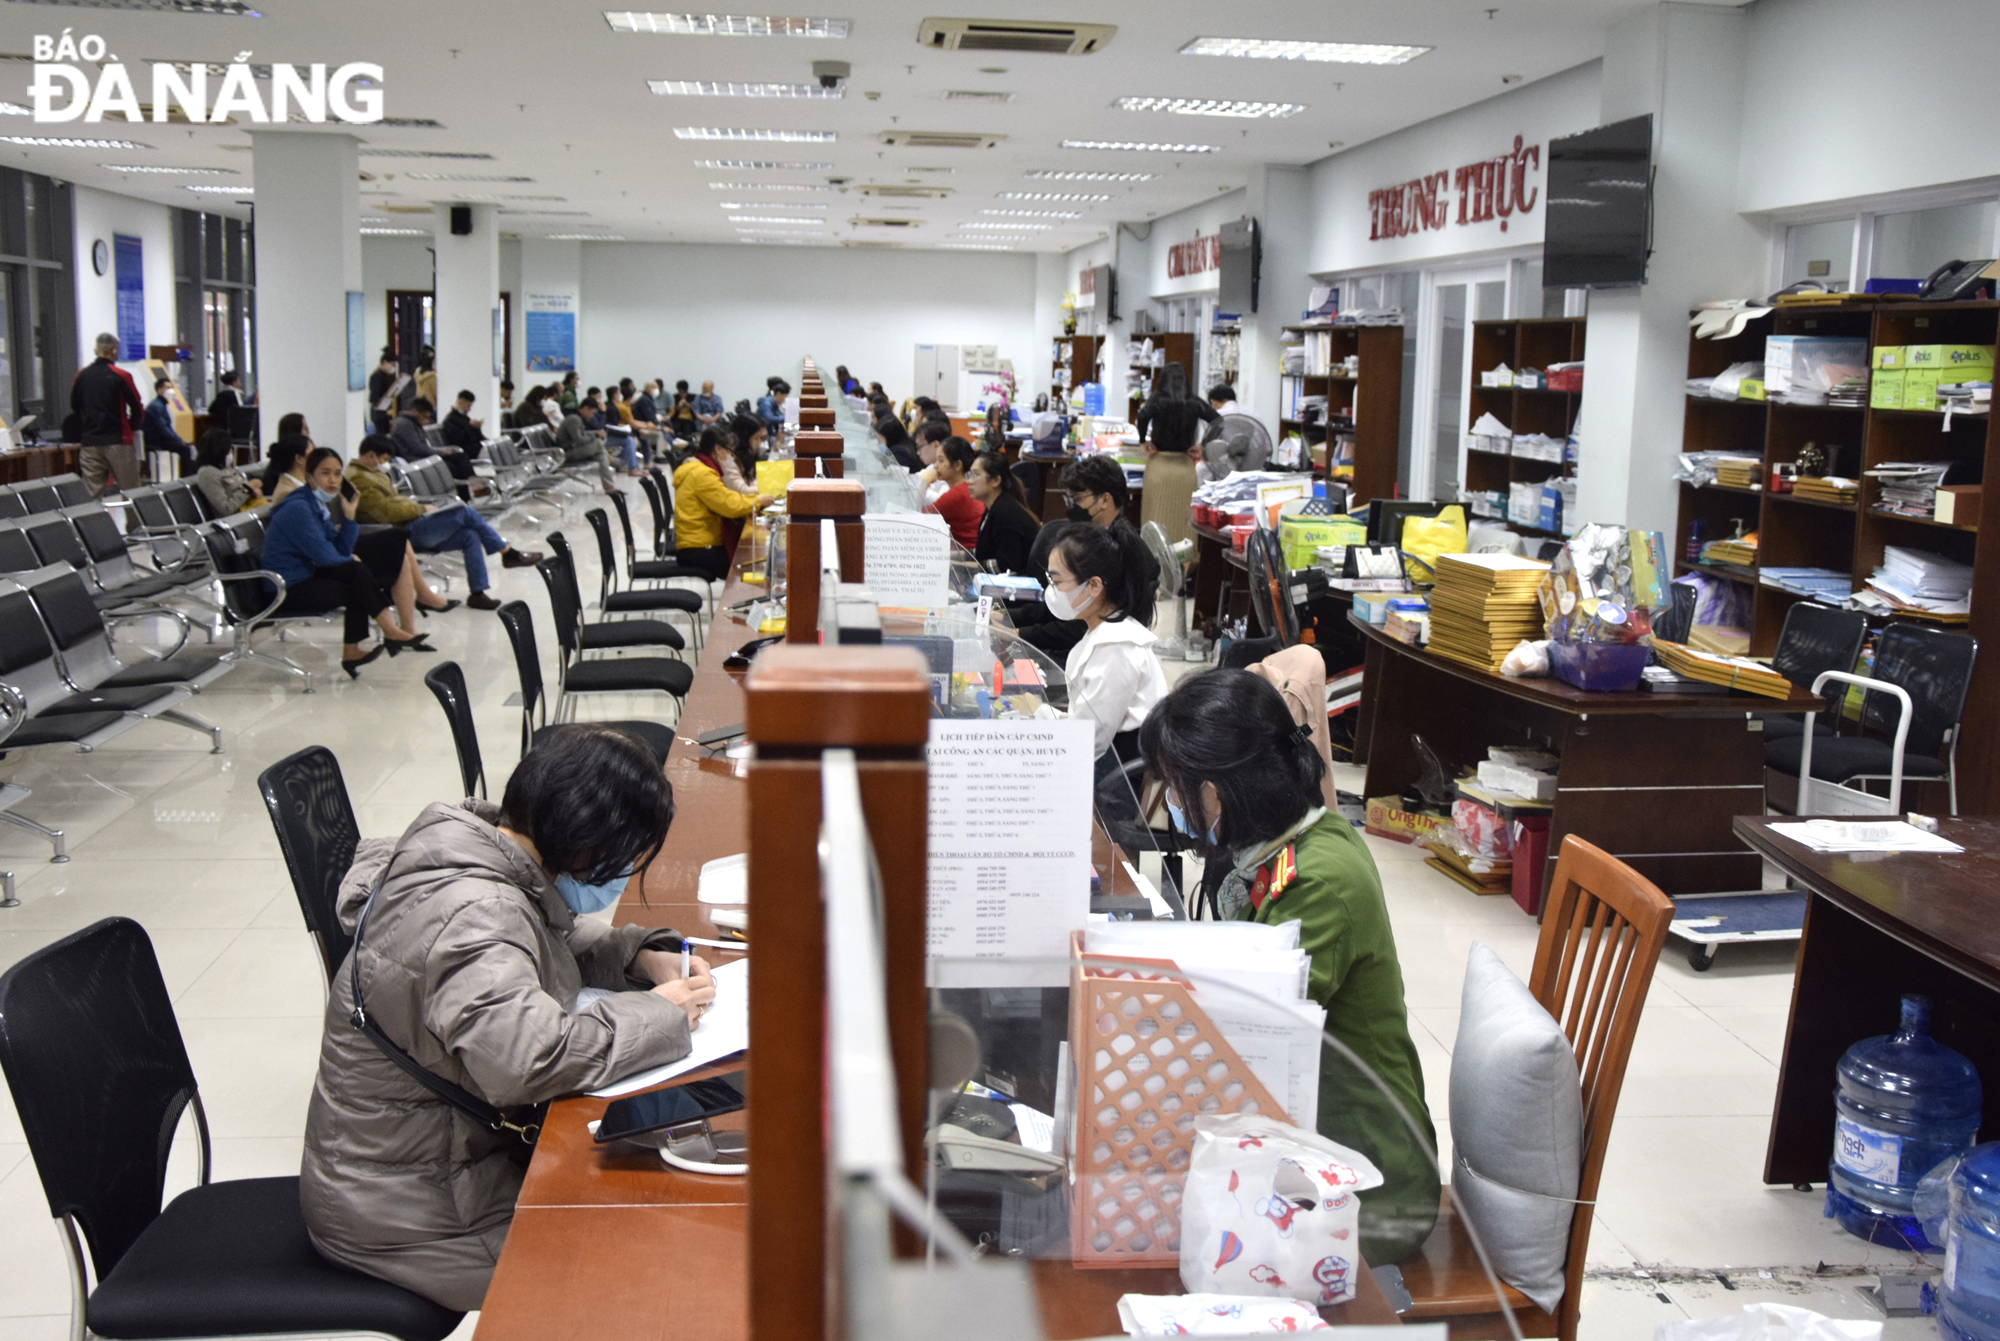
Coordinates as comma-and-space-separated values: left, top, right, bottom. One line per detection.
980, 208, 1080, 218
1115, 96, 1304, 118
361, 227, 428, 236
1062, 139, 1218, 154
606, 13, 849, 37
1180, 36, 1431, 64
403, 173, 534, 182
185, 184, 250, 193
718, 202, 827, 211
0, 102, 28, 116
729, 214, 831, 223
546, 233, 627, 240
696, 158, 832, 170
498, 208, 590, 215
736, 227, 824, 235
708, 181, 830, 191
1024, 170, 1153, 182
940, 243, 1013, 251
651, 80, 840, 98
24, 0, 264, 13
741, 237, 817, 244
675, 127, 835, 142
101, 164, 235, 174
961, 221, 1052, 231
1, 136, 149, 149
1000, 191, 1112, 202
357, 150, 494, 159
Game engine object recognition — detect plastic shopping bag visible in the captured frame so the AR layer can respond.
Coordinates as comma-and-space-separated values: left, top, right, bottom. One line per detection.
1179, 1113, 1383, 1308
1117, 1293, 1330, 1334
1653, 1304, 1881, 1341
1398, 504, 1468, 572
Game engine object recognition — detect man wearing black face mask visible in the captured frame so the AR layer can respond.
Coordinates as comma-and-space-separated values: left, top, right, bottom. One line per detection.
1015, 454, 1157, 660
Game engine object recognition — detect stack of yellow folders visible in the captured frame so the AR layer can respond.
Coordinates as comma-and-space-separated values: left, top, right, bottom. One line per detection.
1426, 552, 1552, 672
1793, 475, 1859, 505
1652, 641, 1794, 698
1714, 458, 1762, 489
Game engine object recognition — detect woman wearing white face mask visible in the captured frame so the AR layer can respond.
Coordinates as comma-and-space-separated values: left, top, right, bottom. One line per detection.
1041, 522, 1170, 768
301, 726, 713, 1311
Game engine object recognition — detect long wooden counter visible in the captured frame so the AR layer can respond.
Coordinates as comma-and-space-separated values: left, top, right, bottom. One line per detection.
475, 564, 1398, 1337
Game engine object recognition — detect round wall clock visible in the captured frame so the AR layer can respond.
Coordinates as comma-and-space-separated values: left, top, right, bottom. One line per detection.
91, 239, 109, 276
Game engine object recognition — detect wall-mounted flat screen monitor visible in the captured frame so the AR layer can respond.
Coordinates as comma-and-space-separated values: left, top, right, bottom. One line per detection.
1543, 113, 1653, 289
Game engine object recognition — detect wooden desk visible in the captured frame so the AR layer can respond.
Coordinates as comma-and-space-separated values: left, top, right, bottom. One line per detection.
1354, 616, 1821, 898
1737, 815, 2000, 1187
1189, 520, 1246, 635
0, 444, 78, 483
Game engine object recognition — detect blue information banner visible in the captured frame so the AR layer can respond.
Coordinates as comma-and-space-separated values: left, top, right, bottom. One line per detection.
113, 233, 144, 360
346, 291, 366, 391
524, 291, 575, 372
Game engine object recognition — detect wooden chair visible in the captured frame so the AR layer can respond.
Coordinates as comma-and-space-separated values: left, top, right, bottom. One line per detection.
1398, 835, 1674, 1341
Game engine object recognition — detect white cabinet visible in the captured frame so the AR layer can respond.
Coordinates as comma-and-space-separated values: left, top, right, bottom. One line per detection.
913, 343, 960, 409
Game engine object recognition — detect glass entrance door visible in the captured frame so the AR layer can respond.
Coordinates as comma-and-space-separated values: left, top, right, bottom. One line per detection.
1419, 266, 1508, 502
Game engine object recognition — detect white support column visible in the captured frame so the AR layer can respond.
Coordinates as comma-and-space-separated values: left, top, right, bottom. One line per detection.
1573, 1, 1768, 532
251, 131, 363, 450
432, 202, 500, 421
1239, 164, 1313, 438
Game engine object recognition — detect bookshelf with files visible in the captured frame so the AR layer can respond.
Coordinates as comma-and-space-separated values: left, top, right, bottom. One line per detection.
1672, 298, 2000, 812
1465, 317, 1587, 541
1126, 329, 1195, 423
1050, 334, 1103, 402
1278, 321, 1404, 507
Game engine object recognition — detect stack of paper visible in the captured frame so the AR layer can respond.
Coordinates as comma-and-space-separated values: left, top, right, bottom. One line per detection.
1939, 382, 1991, 416
1714, 458, 1762, 489
1653, 641, 1795, 699
1863, 546, 1973, 620
1701, 533, 1759, 568
1676, 451, 1764, 488
1770, 819, 1963, 854
1425, 553, 1552, 672
1084, 921, 1327, 1130
1793, 476, 1859, 505
1759, 567, 1854, 600
1870, 461, 1952, 520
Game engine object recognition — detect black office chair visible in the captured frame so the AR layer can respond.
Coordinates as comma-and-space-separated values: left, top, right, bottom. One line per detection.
1762, 602, 1869, 741
543, 534, 685, 655
581, 507, 706, 648
1651, 580, 1698, 646
494, 600, 676, 763
424, 660, 487, 801
256, 746, 361, 985
0, 918, 462, 1341
637, 472, 674, 559
1765, 622, 1978, 814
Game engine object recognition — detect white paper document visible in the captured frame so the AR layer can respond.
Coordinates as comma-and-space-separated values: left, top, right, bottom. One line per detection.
927, 718, 1093, 988
696, 852, 748, 904
589, 957, 749, 1098
863, 512, 952, 610
1770, 820, 1963, 854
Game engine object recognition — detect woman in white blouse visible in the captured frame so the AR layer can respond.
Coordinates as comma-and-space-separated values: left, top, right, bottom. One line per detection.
1042, 523, 1169, 770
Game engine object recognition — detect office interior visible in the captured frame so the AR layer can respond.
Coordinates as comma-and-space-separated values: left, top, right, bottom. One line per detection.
1, 1, 1998, 1339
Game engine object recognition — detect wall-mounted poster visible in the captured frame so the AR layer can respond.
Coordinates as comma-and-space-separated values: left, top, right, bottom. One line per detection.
113, 233, 144, 360
523, 291, 574, 372
491, 306, 504, 378
346, 291, 366, 391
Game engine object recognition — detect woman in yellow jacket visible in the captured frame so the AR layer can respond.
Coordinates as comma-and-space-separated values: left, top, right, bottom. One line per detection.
673, 425, 772, 581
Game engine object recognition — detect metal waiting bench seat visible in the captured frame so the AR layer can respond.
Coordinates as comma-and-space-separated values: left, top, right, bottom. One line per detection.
197, 513, 337, 692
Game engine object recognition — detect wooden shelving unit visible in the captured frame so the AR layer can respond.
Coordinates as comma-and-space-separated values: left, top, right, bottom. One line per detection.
1051, 334, 1102, 403
1671, 298, 2000, 812
1126, 330, 1196, 422
1278, 322, 1404, 507
1465, 317, 1587, 538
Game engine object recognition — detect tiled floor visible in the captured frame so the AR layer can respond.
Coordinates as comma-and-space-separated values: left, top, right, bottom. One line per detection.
0, 503, 1935, 1340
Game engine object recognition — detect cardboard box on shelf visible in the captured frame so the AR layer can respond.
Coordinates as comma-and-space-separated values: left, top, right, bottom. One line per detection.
1906, 344, 1996, 373
1874, 346, 1905, 370
1870, 367, 1905, 409
1363, 796, 1447, 845
1937, 484, 1982, 527
1903, 368, 1943, 411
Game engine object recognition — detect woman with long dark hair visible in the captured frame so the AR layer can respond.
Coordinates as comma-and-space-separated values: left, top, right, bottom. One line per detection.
969, 450, 1039, 576
1041, 522, 1165, 766
1139, 668, 1439, 1265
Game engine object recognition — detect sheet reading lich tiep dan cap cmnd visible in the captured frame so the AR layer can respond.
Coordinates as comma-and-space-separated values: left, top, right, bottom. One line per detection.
925, 717, 1093, 988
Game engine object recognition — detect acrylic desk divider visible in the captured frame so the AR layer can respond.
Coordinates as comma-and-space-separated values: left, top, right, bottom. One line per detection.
1067, 930, 1291, 1268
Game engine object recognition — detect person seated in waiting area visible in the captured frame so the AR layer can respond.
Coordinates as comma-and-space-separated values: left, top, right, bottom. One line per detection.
673, 424, 773, 582
346, 435, 544, 612
970, 450, 1039, 577
300, 725, 715, 1311
1139, 668, 1440, 1266
719, 414, 765, 496
261, 447, 431, 677
143, 375, 195, 473
206, 367, 248, 429
693, 379, 725, 427
438, 390, 486, 460
754, 377, 789, 437
1016, 453, 1155, 660
922, 436, 984, 550
552, 402, 617, 495
391, 396, 474, 482
264, 433, 313, 503
1038, 522, 1168, 772
191, 426, 263, 515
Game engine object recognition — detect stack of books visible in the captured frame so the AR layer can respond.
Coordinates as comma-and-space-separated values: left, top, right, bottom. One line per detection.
1793, 475, 1859, 505
1714, 457, 1762, 489
1425, 553, 1552, 672
1653, 641, 1795, 698
1701, 533, 1759, 568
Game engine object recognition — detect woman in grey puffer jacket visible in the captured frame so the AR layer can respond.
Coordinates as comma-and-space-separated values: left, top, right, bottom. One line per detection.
300, 726, 714, 1310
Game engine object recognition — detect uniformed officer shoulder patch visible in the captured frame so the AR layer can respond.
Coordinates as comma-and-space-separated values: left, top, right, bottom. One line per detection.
1249, 844, 1298, 912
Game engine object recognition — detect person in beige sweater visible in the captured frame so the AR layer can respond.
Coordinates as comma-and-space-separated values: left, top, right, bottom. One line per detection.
345, 435, 542, 610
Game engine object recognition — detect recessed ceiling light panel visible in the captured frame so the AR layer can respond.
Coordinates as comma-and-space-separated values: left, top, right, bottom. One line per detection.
2, 136, 149, 149
1115, 96, 1304, 118
675, 127, 836, 142
696, 159, 834, 169
961, 221, 1052, 231
650, 80, 841, 97
736, 226, 825, 234
1000, 191, 1112, 201
185, 184, 250, 193
606, 13, 849, 36
729, 214, 832, 223
1024, 170, 1153, 182
717, 202, 827, 211
940, 243, 1014, 251
361, 227, 428, 236
1179, 36, 1431, 64
403, 173, 534, 182
0, 102, 29, 116
708, 181, 832, 190
979, 208, 1080, 218
101, 164, 236, 174
359, 150, 495, 159
546, 233, 628, 240
1062, 139, 1218, 153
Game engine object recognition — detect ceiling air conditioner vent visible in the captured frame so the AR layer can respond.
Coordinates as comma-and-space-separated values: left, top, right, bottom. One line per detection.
849, 217, 925, 228
918, 18, 1115, 55
878, 130, 1005, 150
842, 240, 903, 249
859, 184, 954, 199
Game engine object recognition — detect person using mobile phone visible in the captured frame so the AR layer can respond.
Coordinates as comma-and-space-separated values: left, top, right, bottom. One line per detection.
301, 726, 708, 1311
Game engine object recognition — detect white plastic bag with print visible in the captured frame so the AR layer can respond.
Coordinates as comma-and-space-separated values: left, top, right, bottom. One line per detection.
1178, 1113, 1384, 1307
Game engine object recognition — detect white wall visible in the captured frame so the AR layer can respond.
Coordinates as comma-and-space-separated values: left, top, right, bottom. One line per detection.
359, 235, 433, 369
70, 186, 177, 362
1305, 62, 1602, 277
1147, 189, 1245, 300
1738, 0, 2000, 216
574, 242, 1038, 409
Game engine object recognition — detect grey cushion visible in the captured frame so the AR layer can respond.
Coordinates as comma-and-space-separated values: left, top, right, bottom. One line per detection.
1448, 942, 1582, 1312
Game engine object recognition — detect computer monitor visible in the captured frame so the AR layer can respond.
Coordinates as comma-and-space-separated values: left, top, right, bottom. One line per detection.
1367, 499, 1443, 547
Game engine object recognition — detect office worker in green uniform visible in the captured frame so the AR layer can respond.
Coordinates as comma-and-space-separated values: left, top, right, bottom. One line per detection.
1138, 668, 1441, 1265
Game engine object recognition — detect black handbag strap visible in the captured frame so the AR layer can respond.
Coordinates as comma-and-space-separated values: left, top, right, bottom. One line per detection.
348, 870, 541, 1144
